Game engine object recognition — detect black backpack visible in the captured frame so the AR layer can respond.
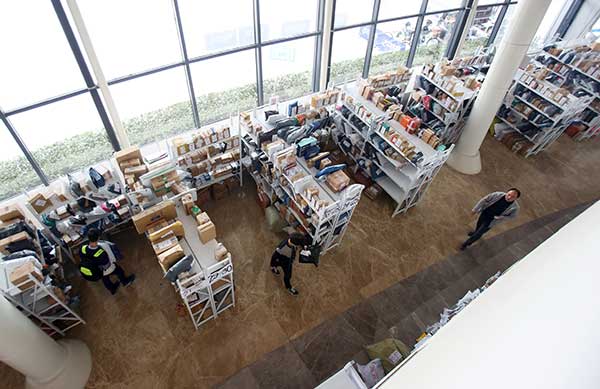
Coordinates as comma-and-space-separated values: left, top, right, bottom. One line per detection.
79, 257, 103, 281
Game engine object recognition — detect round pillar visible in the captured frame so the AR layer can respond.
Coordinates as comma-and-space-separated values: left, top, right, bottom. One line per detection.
0, 296, 92, 389
448, 0, 553, 174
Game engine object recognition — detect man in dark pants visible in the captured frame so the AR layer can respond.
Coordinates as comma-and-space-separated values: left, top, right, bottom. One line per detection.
460, 188, 521, 250
79, 228, 135, 294
270, 232, 309, 296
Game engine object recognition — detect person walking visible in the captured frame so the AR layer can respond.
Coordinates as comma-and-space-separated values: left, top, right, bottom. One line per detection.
78, 228, 135, 294
460, 188, 521, 250
270, 232, 309, 296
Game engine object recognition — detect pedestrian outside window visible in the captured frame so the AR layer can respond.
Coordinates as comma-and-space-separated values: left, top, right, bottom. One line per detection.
413, 12, 460, 66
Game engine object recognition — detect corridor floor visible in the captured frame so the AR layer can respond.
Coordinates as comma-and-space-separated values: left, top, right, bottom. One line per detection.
1, 135, 599, 388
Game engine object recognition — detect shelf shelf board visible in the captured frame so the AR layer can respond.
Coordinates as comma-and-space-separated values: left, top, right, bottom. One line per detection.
375, 176, 405, 203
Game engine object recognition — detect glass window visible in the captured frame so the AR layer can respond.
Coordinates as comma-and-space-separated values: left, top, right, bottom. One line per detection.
329, 28, 368, 84
493, 5, 516, 46
0, 121, 43, 201
259, 0, 319, 42
461, 6, 503, 57
262, 38, 315, 102
592, 17, 600, 39
77, 0, 181, 79
110, 67, 194, 146
428, 0, 464, 12
334, 0, 375, 28
413, 12, 460, 66
0, 2, 86, 111
8, 95, 114, 181
531, 0, 569, 50
190, 50, 258, 125
178, 0, 255, 58
378, 0, 422, 20
369, 18, 417, 76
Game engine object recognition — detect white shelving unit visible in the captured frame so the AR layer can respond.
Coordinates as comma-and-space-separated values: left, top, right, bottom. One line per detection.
337, 82, 452, 217
239, 95, 364, 254
533, 41, 600, 141
495, 68, 589, 157
408, 65, 482, 144
167, 117, 243, 191
140, 190, 235, 331
0, 257, 85, 337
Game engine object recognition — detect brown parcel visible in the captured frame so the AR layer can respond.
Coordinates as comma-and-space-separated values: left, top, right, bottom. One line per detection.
148, 221, 185, 243
181, 194, 194, 215
131, 200, 177, 234
326, 170, 350, 192
158, 244, 185, 271
196, 212, 211, 226
215, 243, 228, 261
114, 146, 142, 166
123, 165, 148, 177
152, 235, 179, 255
0, 231, 31, 254
29, 193, 51, 213
10, 262, 43, 291
197, 221, 216, 243
0, 206, 23, 222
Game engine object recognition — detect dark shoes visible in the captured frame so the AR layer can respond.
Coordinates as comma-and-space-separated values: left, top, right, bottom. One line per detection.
109, 284, 119, 295
287, 287, 299, 296
271, 267, 280, 275
124, 275, 136, 287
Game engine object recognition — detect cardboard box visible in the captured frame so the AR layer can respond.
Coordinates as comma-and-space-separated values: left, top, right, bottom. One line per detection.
197, 221, 216, 243
181, 194, 194, 215
215, 243, 228, 261
196, 212, 211, 226
29, 193, 51, 213
147, 220, 169, 235
189, 161, 209, 177
326, 170, 350, 192
0, 206, 23, 222
132, 200, 177, 234
152, 234, 179, 255
157, 244, 185, 270
10, 261, 43, 291
119, 158, 141, 169
148, 221, 185, 243
124, 165, 148, 177
114, 146, 143, 166
172, 137, 190, 156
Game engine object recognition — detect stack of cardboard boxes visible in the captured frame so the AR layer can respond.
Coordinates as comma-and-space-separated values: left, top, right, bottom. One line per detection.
114, 146, 148, 189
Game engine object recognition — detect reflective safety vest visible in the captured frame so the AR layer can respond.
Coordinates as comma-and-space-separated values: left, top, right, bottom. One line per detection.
79, 245, 104, 281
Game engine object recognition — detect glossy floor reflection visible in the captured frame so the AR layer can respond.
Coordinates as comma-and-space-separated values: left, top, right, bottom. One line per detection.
1, 135, 599, 388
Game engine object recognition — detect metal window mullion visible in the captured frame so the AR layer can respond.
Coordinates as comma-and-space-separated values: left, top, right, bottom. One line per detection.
51, 0, 120, 151
362, 0, 381, 78
325, 0, 337, 87
0, 110, 49, 185
487, 4, 508, 46
556, 0, 584, 39
173, 0, 200, 128
312, 0, 326, 92
446, 0, 475, 59
4, 88, 93, 117
407, 0, 429, 67
253, 0, 264, 106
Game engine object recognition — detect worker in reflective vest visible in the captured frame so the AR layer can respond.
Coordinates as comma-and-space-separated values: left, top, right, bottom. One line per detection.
79, 228, 135, 295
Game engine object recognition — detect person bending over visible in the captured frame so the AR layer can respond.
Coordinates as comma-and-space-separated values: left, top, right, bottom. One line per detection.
270, 232, 309, 296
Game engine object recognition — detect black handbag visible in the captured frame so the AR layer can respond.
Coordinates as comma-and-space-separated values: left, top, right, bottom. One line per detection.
298, 245, 321, 267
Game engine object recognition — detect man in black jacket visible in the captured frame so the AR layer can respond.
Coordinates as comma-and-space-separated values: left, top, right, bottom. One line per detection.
460, 188, 521, 250
270, 232, 309, 296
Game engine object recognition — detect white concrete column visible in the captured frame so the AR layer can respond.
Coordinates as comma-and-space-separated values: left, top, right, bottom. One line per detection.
447, 0, 552, 174
66, 0, 130, 148
319, 0, 335, 91
455, 0, 479, 57
0, 296, 91, 389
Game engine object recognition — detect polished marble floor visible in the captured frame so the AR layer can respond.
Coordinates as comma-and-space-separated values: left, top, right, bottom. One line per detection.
1, 135, 599, 388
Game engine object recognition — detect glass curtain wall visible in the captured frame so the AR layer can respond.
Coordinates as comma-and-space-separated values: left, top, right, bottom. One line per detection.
0, 0, 323, 201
